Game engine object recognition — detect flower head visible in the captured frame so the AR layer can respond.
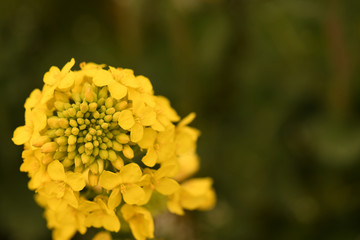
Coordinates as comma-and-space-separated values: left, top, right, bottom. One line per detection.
12, 59, 216, 240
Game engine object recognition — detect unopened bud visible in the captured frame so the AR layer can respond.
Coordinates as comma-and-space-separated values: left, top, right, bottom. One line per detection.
105, 98, 114, 109
80, 102, 89, 113
69, 119, 78, 127
67, 144, 76, 152
97, 98, 105, 106
62, 158, 73, 168
55, 128, 64, 137
115, 101, 127, 111
105, 107, 115, 115
54, 101, 65, 111
112, 112, 120, 122
58, 118, 69, 129
99, 149, 108, 160
67, 108, 76, 118
55, 136, 68, 146
112, 141, 123, 151
123, 145, 134, 159
68, 135, 77, 145
48, 117, 60, 128
41, 142, 58, 153
116, 133, 129, 144
88, 172, 99, 187
104, 115, 112, 122
108, 150, 117, 161
81, 153, 90, 164
98, 87, 108, 99
112, 157, 124, 170
42, 153, 53, 165
89, 102, 98, 112
71, 127, 79, 135
53, 151, 66, 160
84, 85, 96, 102
67, 151, 76, 159
32, 136, 50, 147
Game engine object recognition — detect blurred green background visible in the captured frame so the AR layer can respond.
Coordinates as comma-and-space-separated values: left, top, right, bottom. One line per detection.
2, 0, 360, 239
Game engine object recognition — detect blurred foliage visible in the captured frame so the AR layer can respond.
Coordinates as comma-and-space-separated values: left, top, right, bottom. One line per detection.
2, 0, 360, 239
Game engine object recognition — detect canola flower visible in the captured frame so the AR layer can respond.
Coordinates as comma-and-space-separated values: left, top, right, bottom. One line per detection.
12, 59, 216, 240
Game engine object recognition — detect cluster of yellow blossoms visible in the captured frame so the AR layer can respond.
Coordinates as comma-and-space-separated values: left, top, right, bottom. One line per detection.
12, 59, 216, 240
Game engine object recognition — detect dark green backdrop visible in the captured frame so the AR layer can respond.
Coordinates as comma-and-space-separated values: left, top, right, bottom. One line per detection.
1, 0, 360, 239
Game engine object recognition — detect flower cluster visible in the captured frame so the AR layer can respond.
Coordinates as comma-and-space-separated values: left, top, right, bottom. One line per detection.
12, 59, 216, 240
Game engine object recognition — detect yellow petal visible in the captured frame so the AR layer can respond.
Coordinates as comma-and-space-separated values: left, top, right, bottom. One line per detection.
47, 197, 67, 211
151, 121, 165, 132
119, 69, 139, 88
182, 178, 213, 196
137, 128, 157, 149
47, 160, 66, 181
130, 123, 144, 143
123, 184, 145, 205
63, 187, 78, 208
155, 96, 180, 122
121, 205, 154, 239
24, 89, 42, 109
58, 71, 75, 89
41, 85, 56, 104
167, 195, 184, 215
61, 58, 75, 73
156, 178, 179, 195
43, 66, 60, 85
198, 188, 216, 210
102, 214, 120, 232
108, 188, 122, 211
136, 75, 153, 93
120, 163, 142, 183
118, 110, 135, 130
93, 69, 113, 87
99, 171, 122, 190
141, 147, 157, 167
136, 186, 153, 206
175, 153, 199, 180
32, 109, 47, 132
108, 80, 127, 100
140, 107, 156, 126
42, 181, 65, 198
120, 204, 135, 220
65, 172, 86, 191
128, 89, 143, 110
155, 163, 178, 179
12, 126, 32, 145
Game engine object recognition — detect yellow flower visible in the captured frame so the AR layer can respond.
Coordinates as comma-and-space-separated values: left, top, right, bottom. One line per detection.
84, 196, 121, 232
12, 59, 215, 240
99, 163, 145, 205
138, 127, 176, 167
42, 58, 76, 103
36, 160, 86, 210
121, 204, 154, 240
138, 164, 180, 205
42, 204, 87, 240
167, 178, 216, 215
117, 103, 157, 143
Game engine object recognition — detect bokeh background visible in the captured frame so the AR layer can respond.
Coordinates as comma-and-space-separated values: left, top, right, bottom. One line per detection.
1, 0, 360, 239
